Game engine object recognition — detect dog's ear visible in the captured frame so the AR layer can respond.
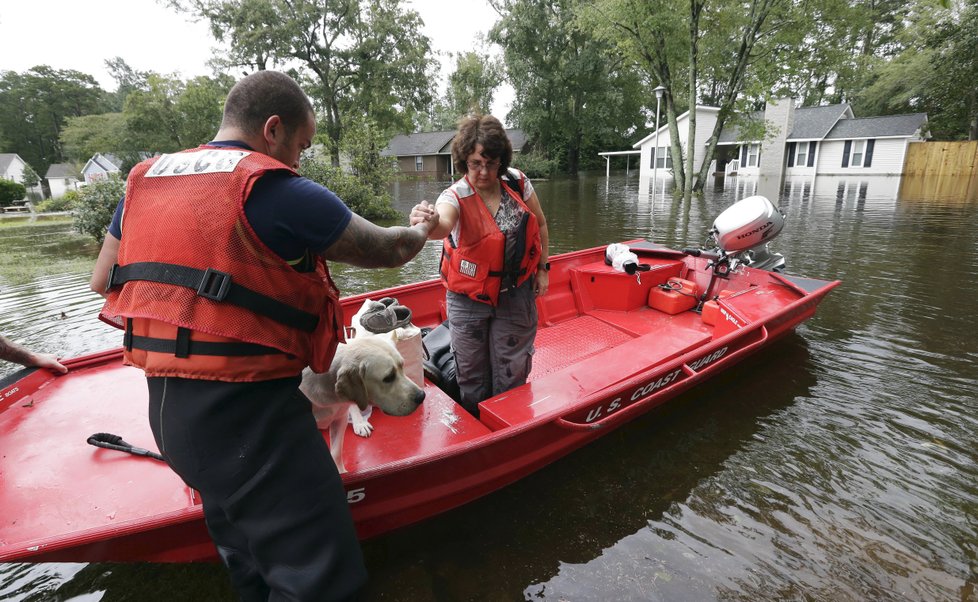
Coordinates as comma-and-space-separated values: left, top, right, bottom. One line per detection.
336, 363, 370, 411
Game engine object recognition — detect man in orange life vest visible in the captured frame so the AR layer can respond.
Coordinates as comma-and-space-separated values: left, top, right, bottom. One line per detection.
90, 71, 437, 601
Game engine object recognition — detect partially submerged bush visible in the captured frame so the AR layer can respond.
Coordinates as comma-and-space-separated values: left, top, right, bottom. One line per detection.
511, 152, 557, 179
0, 180, 27, 208
36, 190, 80, 213
74, 179, 126, 243
301, 161, 399, 221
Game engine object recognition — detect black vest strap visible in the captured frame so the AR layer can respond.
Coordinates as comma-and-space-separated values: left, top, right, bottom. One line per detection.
107, 261, 319, 333
123, 321, 286, 357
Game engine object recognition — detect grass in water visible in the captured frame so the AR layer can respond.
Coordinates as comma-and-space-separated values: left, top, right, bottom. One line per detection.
0, 216, 99, 286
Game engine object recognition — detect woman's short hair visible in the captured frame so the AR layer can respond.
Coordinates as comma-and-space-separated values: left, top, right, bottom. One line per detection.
452, 114, 512, 175
222, 71, 314, 136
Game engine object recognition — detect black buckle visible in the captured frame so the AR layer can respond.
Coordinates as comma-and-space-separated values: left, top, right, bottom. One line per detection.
105, 264, 119, 293
197, 268, 232, 301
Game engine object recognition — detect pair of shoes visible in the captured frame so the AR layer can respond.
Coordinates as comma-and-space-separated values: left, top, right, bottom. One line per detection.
359, 301, 412, 334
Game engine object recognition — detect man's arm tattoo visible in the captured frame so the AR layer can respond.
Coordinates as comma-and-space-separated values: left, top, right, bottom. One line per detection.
323, 217, 430, 268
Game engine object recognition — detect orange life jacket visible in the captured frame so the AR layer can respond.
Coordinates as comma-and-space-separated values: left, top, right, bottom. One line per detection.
439, 169, 541, 305
99, 146, 344, 381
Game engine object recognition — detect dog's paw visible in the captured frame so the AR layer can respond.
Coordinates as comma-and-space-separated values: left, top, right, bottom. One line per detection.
351, 420, 374, 437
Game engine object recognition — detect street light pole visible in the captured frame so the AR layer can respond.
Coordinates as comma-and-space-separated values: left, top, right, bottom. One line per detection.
652, 85, 665, 200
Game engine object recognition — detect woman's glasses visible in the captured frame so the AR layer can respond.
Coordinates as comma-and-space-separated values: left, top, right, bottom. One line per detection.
466, 159, 501, 173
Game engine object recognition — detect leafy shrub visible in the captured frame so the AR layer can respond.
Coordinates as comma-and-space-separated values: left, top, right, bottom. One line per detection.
75, 179, 126, 243
0, 179, 27, 207
35, 190, 80, 213
300, 160, 399, 221
511, 151, 558, 179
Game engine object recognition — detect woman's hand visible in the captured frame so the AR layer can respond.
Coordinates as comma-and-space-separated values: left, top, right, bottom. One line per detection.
410, 201, 437, 228
534, 269, 549, 297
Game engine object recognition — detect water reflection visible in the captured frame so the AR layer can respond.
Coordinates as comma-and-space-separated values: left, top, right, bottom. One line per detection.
2, 173, 977, 601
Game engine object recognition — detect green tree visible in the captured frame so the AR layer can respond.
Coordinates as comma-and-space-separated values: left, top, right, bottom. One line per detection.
857, 1, 976, 140
74, 178, 126, 243
123, 73, 233, 154
60, 113, 129, 163
169, 0, 438, 166
103, 57, 151, 112
585, 0, 821, 199
0, 66, 105, 177
490, 0, 649, 174
446, 52, 503, 119
22, 165, 40, 190
421, 50, 503, 131
0, 180, 27, 208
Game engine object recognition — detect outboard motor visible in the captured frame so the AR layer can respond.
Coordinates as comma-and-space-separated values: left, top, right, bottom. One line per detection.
683, 195, 786, 311
709, 195, 786, 272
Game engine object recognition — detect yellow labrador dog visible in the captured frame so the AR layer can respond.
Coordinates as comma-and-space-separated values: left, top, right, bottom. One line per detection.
300, 336, 425, 473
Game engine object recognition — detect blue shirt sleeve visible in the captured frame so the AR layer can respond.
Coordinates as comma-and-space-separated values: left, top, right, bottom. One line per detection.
108, 197, 124, 239
244, 172, 353, 261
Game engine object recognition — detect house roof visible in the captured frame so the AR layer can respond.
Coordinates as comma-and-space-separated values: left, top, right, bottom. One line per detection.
83, 153, 122, 175
45, 163, 80, 179
788, 104, 853, 140
717, 104, 854, 144
382, 129, 529, 157
382, 131, 455, 156
825, 113, 928, 139
0, 153, 23, 174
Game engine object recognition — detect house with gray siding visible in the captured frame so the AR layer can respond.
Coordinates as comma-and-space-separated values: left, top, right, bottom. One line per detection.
81, 153, 122, 183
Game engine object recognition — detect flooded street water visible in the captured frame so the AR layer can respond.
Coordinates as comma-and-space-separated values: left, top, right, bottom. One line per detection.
1, 172, 976, 601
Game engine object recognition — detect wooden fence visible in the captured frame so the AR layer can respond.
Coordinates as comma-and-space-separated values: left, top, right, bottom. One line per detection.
904, 140, 978, 177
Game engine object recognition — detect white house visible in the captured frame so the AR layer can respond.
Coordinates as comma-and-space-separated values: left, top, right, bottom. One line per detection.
81, 153, 122, 183
0, 153, 42, 197
45, 163, 82, 198
632, 99, 928, 183
1, 153, 30, 184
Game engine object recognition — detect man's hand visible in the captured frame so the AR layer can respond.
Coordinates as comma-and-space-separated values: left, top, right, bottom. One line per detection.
410, 201, 437, 228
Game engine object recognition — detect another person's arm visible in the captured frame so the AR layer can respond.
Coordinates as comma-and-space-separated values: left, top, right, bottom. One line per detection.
90, 198, 124, 297
90, 233, 121, 297
524, 190, 550, 297
0, 334, 68, 373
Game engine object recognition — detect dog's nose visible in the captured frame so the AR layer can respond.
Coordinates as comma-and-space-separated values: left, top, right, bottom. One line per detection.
413, 389, 425, 405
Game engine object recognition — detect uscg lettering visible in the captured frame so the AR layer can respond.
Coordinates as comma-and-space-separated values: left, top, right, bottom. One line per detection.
146, 149, 250, 177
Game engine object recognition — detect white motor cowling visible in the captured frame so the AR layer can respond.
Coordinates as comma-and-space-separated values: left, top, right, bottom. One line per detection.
711, 195, 785, 253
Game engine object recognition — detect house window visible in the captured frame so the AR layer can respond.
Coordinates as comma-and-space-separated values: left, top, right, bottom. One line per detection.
795, 144, 807, 167
746, 143, 760, 167
851, 140, 865, 167
842, 139, 874, 168
654, 146, 672, 169
415, 155, 424, 171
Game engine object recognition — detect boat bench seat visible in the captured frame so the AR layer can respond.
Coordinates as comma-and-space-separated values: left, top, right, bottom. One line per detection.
479, 311, 712, 429
339, 383, 492, 473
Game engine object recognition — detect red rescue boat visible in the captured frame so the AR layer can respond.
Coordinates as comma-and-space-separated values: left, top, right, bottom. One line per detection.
0, 199, 840, 563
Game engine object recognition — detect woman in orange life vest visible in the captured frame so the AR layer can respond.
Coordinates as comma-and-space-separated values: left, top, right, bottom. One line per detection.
410, 115, 550, 417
